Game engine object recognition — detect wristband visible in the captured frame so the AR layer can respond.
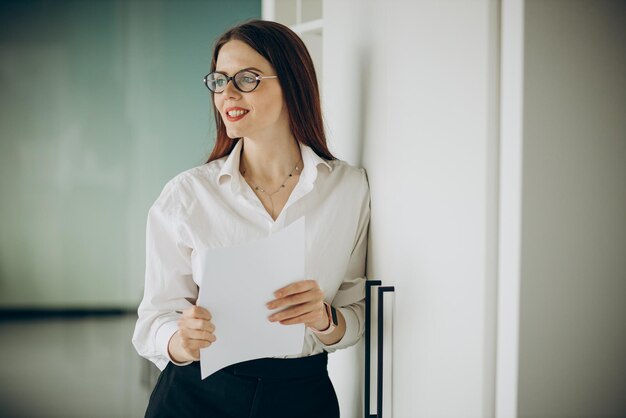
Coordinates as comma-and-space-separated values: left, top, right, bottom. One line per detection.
312, 302, 338, 335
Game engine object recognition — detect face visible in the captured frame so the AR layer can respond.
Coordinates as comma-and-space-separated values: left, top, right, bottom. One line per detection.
213, 40, 288, 141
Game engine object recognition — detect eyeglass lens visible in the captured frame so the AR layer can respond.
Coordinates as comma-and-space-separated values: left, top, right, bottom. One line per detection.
205, 71, 259, 93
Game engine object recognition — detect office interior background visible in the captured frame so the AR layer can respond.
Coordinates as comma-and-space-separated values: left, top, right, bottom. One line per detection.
1, 0, 624, 417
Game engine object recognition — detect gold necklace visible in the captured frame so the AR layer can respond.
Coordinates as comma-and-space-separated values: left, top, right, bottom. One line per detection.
241, 160, 302, 218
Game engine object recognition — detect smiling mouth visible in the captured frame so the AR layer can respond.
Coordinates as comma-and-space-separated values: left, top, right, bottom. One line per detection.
227, 109, 248, 117
225, 109, 249, 122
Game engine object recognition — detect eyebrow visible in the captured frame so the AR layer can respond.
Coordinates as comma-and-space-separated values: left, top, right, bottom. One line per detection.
215, 66, 265, 75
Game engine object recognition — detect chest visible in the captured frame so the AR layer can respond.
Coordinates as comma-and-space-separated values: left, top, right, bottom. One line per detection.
249, 180, 296, 221
185, 180, 359, 295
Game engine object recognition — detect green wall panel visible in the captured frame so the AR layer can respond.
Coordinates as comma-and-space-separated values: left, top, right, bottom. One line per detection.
0, 0, 261, 308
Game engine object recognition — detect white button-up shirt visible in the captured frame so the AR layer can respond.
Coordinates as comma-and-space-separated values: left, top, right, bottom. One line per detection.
132, 139, 370, 371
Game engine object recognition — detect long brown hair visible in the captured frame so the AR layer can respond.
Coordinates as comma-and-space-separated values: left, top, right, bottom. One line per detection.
205, 19, 335, 163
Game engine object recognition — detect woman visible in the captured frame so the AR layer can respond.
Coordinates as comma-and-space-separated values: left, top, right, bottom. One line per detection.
132, 19, 370, 418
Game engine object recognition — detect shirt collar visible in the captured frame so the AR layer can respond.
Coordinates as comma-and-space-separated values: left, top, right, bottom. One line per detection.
217, 139, 245, 194
217, 139, 332, 193
299, 141, 333, 185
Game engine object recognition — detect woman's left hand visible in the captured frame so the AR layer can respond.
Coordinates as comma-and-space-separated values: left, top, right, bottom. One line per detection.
266, 279, 330, 331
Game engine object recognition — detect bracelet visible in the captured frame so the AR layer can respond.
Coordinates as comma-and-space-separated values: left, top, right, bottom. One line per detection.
312, 302, 338, 336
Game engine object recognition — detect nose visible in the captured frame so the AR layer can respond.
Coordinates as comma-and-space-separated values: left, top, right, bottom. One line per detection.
222, 78, 241, 100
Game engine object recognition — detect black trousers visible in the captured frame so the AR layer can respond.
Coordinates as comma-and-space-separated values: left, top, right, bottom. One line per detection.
145, 352, 340, 418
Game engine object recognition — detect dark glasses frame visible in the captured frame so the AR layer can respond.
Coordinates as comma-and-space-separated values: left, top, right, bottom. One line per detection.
203, 69, 278, 93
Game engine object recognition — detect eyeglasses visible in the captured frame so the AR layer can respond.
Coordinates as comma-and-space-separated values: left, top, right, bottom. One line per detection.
203, 70, 278, 93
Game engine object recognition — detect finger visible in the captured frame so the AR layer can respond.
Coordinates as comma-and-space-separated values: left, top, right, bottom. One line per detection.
181, 339, 212, 357
267, 288, 323, 310
269, 301, 320, 323
182, 306, 212, 320
180, 328, 217, 343
179, 318, 215, 332
274, 279, 319, 298
181, 336, 214, 352
280, 310, 322, 326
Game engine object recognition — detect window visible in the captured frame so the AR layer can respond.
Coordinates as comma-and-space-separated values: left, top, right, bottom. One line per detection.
263, 0, 323, 87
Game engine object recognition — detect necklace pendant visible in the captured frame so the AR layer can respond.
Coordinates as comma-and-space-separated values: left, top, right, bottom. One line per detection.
243, 158, 301, 197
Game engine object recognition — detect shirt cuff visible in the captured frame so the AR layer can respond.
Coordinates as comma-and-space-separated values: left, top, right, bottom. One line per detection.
314, 306, 359, 351
155, 320, 193, 367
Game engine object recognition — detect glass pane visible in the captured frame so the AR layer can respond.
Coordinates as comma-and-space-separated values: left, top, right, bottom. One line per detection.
301, 31, 323, 89
275, 0, 298, 26
301, 0, 322, 22
0, 0, 261, 307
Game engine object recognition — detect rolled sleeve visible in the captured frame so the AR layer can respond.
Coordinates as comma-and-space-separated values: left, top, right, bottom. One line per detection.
155, 320, 193, 367
314, 302, 364, 351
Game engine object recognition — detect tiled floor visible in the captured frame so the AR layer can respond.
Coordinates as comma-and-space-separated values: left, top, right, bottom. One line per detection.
0, 314, 155, 418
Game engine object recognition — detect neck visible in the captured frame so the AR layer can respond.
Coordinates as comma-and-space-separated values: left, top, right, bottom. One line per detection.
240, 136, 302, 184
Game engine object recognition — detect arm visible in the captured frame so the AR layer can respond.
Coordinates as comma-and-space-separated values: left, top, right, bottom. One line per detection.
314, 168, 371, 351
168, 306, 216, 363
131, 179, 198, 370
312, 306, 347, 346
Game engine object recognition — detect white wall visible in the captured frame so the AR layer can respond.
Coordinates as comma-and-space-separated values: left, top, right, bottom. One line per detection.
496, 0, 524, 415
323, 1, 626, 417
517, 1, 626, 416
323, 1, 500, 416
322, 4, 372, 415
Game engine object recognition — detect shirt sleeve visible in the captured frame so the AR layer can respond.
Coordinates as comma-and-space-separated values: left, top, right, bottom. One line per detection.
131, 178, 197, 370
315, 168, 371, 352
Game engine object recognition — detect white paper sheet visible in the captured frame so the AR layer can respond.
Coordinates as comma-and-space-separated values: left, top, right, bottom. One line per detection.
197, 217, 306, 379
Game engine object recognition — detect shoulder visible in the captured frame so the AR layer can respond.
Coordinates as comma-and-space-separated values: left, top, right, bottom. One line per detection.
323, 159, 370, 223
152, 159, 225, 217
326, 159, 369, 194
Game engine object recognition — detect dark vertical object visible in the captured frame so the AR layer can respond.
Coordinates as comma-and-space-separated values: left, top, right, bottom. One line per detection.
377, 286, 395, 418
364, 280, 381, 418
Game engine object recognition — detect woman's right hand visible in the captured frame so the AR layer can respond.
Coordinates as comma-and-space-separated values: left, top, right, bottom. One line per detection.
167, 306, 217, 363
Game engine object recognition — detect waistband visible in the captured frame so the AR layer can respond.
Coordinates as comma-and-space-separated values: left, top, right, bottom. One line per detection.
221, 352, 328, 379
